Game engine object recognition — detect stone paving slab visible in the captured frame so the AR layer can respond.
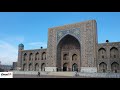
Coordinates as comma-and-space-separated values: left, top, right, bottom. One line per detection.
13, 74, 110, 78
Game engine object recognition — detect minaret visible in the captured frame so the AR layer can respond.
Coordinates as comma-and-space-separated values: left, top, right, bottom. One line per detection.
17, 43, 24, 70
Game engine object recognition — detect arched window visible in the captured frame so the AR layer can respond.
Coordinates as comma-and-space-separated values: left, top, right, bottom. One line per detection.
41, 63, 45, 71
110, 47, 119, 58
72, 54, 77, 61
98, 48, 106, 59
29, 53, 33, 61
23, 53, 27, 61
35, 63, 39, 71
42, 52, 46, 60
35, 52, 39, 60
63, 54, 68, 60
99, 62, 107, 73
111, 62, 119, 73
29, 63, 32, 71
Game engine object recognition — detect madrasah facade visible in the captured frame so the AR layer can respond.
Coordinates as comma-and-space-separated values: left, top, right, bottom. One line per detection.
16, 20, 120, 73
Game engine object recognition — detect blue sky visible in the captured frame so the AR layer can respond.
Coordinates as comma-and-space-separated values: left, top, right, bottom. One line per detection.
0, 12, 120, 65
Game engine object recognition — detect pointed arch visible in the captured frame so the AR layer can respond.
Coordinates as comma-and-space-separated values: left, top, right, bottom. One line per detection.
35, 63, 39, 71
23, 53, 27, 61
72, 63, 78, 71
98, 48, 106, 59
42, 52, 46, 60
29, 53, 33, 61
72, 54, 77, 61
99, 62, 107, 73
110, 47, 119, 58
63, 54, 69, 60
41, 63, 45, 71
57, 33, 80, 46
63, 63, 68, 71
35, 52, 39, 60
57, 34, 81, 71
111, 62, 119, 73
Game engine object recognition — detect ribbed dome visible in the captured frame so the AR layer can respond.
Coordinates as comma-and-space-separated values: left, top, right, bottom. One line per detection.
19, 43, 24, 47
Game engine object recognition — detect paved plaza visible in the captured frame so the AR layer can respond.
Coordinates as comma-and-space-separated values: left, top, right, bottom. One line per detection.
12, 71, 120, 78
13, 74, 90, 78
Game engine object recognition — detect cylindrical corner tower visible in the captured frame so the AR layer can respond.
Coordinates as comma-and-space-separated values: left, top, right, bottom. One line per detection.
18, 43, 24, 51
17, 43, 24, 70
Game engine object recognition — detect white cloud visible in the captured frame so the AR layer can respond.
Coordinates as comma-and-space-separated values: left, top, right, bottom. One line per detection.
0, 40, 18, 65
0, 32, 24, 43
0, 38, 47, 65
28, 42, 47, 49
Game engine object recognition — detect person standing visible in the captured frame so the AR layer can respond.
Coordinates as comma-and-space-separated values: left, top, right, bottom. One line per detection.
38, 72, 40, 77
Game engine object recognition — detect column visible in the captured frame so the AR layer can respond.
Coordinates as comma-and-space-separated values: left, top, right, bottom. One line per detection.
69, 51, 72, 71
27, 52, 29, 71
33, 53, 35, 71
106, 43, 111, 73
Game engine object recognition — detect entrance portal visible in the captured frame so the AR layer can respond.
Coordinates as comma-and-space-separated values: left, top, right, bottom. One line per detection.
63, 63, 68, 71
57, 34, 80, 71
72, 63, 78, 71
